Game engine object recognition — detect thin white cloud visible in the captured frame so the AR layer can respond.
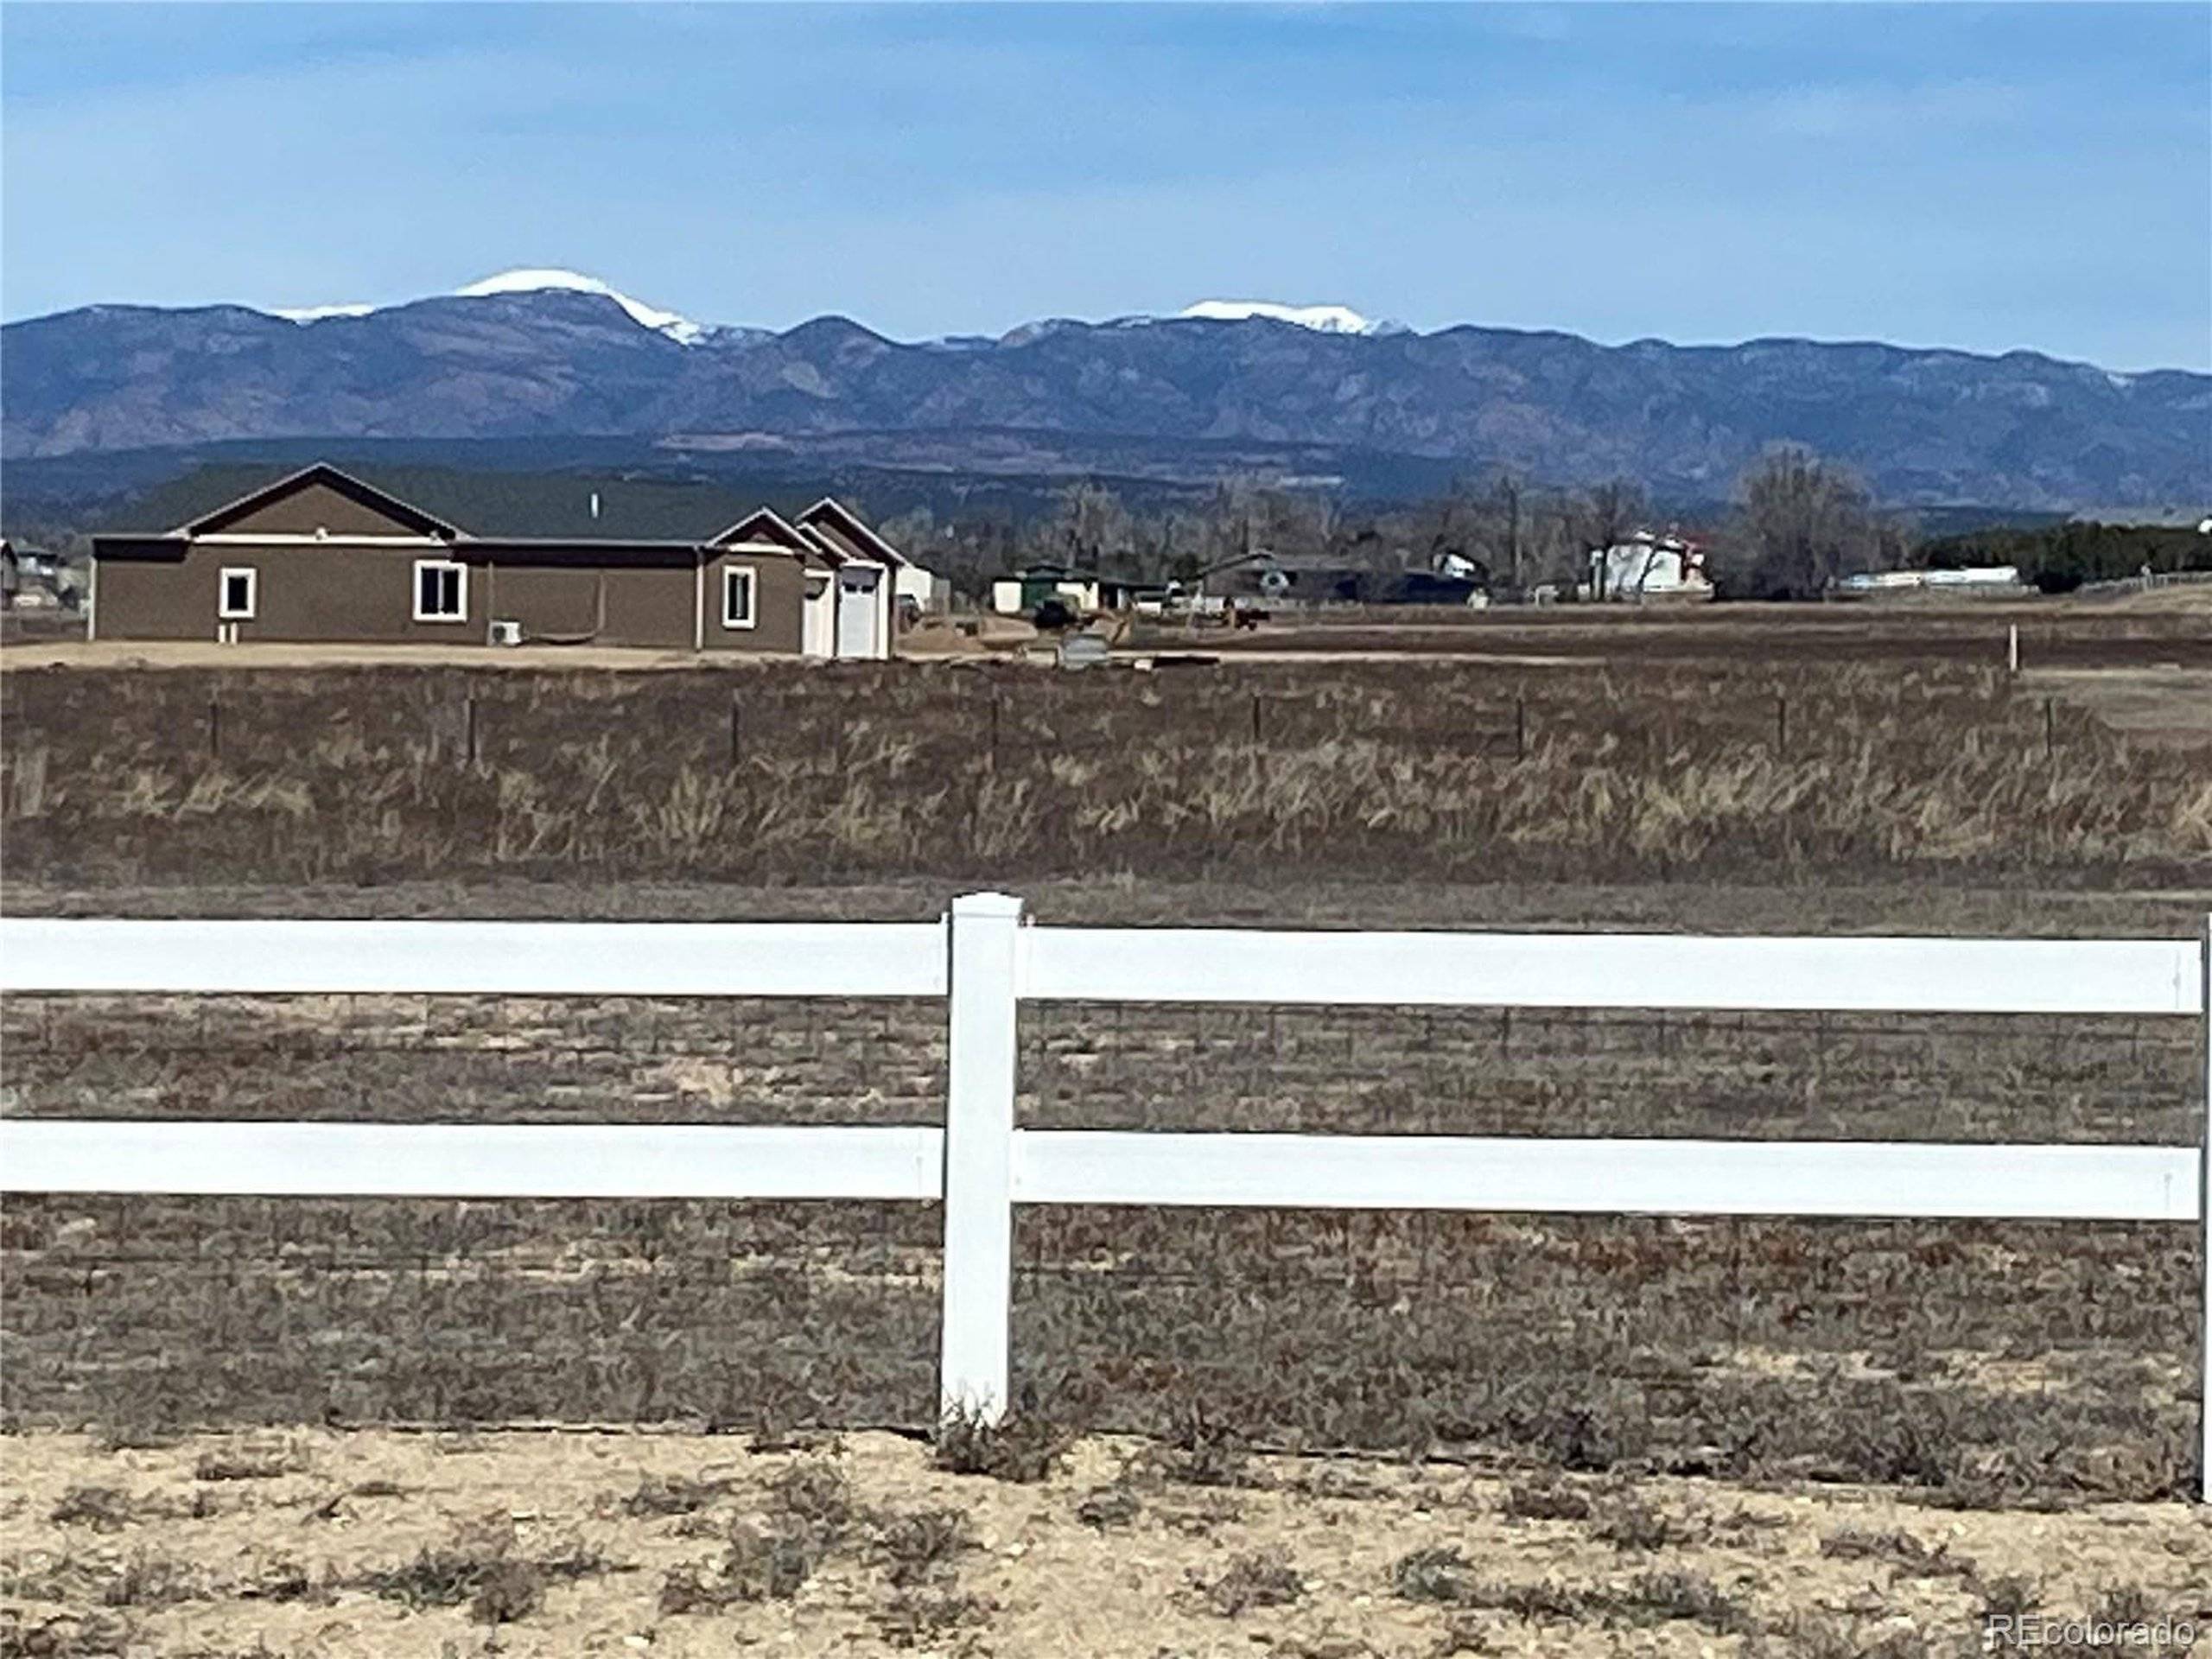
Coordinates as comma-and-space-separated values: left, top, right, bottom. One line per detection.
1762, 79, 2030, 139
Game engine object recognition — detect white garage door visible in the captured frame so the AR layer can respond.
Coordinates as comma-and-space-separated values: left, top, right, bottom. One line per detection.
836, 568, 881, 659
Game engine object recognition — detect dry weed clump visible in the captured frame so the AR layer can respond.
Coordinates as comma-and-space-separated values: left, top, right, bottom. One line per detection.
0, 1607, 135, 1658
1073, 1482, 1143, 1529
1153, 1404, 1263, 1490
767, 1459, 858, 1541
47, 1487, 136, 1532
1586, 1489, 1701, 1552
1391, 1549, 1752, 1636
654, 1468, 983, 1631
96, 1550, 197, 1611
1198, 1550, 1306, 1617
1499, 1482, 1591, 1522
656, 1459, 856, 1612
1817, 1525, 1978, 1582
1393, 1547, 1484, 1606
353, 1514, 610, 1624
617, 1471, 736, 1518
873, 1506, 973, 1587
192, 1440, 299, 1482
869, 1587, 995, 1649
932, 1408, 1073, 1483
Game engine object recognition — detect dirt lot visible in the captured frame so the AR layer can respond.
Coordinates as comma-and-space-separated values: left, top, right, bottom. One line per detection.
5, 1427, 2208, 1657
1131, 597, 2211, 672
6, 590, 2206, 677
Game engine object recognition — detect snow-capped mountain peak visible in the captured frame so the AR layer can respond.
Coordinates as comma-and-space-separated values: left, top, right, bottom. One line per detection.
1178, 299, 1378, 335
269, 270, 712, 344
452, 269, 708, 345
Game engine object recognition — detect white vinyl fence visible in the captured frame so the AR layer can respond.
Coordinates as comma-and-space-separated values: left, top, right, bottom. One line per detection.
3, 897, 2207, 1493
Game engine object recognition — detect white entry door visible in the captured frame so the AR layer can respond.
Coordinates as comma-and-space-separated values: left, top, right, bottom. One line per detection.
836, 568, 881, 659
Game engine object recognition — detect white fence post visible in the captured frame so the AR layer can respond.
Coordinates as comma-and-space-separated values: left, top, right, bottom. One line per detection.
2201, 914, 2211, 1502
939, 892, 1024, 1425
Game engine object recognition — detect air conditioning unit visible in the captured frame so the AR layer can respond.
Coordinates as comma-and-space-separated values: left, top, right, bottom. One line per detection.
489, 620, 524, 646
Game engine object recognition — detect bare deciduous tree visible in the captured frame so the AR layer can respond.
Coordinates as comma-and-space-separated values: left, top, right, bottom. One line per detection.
1725, 446, 1878, 599
1566, 479, 1649, 594
1484, 470, 1526, 596
1051, 481, 1134, 574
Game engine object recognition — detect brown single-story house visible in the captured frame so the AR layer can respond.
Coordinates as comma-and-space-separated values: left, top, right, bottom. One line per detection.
87, 463, 929, 658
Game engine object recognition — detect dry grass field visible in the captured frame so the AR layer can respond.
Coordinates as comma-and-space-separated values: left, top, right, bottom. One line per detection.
3, 983, 2199, 1498
1135, 595, 2209, 664
4, 645, 2210, 892
4, 607, 2210, 1654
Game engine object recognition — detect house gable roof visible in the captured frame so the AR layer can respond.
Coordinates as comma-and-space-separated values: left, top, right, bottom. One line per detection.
796, 523, 887, 571
179, 462, 460, 538
797, 498, 911, 569
708, 507, 813, 557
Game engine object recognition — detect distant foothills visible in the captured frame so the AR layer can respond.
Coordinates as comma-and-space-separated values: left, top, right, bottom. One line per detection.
3, 270, 2207, 520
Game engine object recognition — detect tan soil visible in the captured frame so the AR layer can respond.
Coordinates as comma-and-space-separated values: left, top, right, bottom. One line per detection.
1, 632, 1032, 673
4, 1428, 2207, 1656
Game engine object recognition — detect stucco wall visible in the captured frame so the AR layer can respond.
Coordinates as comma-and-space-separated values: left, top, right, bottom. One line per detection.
99, 543, 493, 645
96, 543, 808, 652
202, 481, 441, 539
703, 550, 804, 654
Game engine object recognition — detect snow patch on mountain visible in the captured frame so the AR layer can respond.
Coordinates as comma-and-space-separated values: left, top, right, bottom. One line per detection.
454, 269, 708, 345
263, 279, 1411, 346
272, 302, 376, 322
1178, 299, 1380, 335
265, 270, 714, 343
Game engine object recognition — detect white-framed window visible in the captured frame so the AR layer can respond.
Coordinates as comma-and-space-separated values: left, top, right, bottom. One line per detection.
722, 566, 757, 629
414, 558, 467, 622
217, 566, 257, 620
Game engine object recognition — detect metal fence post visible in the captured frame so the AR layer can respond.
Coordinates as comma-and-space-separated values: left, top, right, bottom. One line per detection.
939, 891, 1023, 1425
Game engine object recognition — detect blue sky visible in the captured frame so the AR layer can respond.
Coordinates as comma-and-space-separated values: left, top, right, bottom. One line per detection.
4, 3, 2208, 369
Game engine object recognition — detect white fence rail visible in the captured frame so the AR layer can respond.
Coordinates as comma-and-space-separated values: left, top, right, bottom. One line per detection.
1007, 1131, 2200, 1220
1, 1122, 944, 1201
0, 918, 950, 998
3, 896, 2206, 1495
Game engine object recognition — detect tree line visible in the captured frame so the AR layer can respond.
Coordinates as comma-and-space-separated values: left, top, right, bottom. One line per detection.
1919, 519, 2212, 593
870, 446, 1985, 602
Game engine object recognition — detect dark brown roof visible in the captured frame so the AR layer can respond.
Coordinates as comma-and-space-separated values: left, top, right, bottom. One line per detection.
114, 461, 766, 542
101, 461, 902, 563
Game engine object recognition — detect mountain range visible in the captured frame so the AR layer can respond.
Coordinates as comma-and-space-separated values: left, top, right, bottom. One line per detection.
4, 270, 2206, 512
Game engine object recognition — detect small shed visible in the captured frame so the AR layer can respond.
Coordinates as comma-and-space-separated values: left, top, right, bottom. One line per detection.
989, 565, 1133, 618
